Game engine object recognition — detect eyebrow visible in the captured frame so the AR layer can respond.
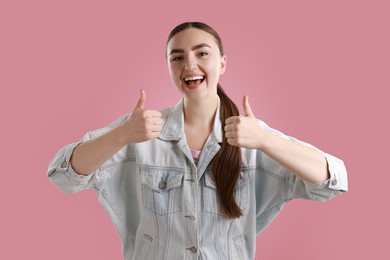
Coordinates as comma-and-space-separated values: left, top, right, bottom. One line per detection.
168, 43, 211, 56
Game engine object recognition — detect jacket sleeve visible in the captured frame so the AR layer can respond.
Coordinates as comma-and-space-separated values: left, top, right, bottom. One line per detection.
257, 120, 348, 203
47, 115, 128, 194
47, 135, 102, 194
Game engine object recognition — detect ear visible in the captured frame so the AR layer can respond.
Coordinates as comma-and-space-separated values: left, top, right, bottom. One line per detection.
219, 55, 227, 75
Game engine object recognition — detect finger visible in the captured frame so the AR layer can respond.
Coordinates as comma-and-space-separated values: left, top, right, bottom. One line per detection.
226, 137, 237, 146
152, 117, 164, 125
225, 116, 239, 125
225, 131, 236, 139
148, 131, 161, 139
134, 89, 146, 111
145, 117, 163, 126
224, 123, 236, 132
150, 124, 163, 132
143, 110, 162, 118
143, 132, 159, 141
243, 95, 254, 117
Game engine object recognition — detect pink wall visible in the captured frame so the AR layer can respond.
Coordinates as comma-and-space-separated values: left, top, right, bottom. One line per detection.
1, 0, 388, 259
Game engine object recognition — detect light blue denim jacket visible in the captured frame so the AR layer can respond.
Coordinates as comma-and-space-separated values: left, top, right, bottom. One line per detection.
48, 99, 348, 260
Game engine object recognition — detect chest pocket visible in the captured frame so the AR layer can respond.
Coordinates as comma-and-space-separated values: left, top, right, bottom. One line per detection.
203, 170, 249, 216
140, 168, 184, 216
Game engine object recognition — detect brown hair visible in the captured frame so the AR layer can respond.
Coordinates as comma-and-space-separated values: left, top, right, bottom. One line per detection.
167, 22, 243, 219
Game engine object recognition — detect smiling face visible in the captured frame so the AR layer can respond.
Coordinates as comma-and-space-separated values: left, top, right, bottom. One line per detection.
166, 28, 227, 102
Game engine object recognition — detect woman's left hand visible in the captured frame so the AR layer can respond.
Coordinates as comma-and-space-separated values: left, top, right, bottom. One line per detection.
224, 96, 265, 149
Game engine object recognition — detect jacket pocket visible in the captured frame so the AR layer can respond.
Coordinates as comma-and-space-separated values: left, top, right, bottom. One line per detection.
141, 168, 184, 215
203, 170, 249, 216
136, 234, 153, 260
232, 235, 247, 260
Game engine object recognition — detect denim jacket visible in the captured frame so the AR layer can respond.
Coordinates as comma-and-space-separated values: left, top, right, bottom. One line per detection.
47, 99, 348, 260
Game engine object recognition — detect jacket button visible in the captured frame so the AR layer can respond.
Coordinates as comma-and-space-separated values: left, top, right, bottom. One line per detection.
159, 180, 167, 190
187, 247, 197, 254
331, 179, 338, 186
60, 160, 68, 168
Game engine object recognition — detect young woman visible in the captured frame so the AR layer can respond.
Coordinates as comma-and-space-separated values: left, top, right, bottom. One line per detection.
48, 22, 348, 260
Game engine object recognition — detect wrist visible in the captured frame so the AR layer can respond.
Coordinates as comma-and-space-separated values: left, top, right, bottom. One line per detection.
110, 125, 130, 147
255, 129, 274, 151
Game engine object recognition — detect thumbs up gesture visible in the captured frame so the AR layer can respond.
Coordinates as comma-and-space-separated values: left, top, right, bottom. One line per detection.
118, 89, 163, 144
224, 95, 265, 149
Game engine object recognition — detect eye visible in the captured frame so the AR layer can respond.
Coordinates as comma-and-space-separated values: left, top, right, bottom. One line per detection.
170, 56, 183, 62
198, 52, 208, 57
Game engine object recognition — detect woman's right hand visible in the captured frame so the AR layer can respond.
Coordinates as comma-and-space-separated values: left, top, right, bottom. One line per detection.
117, 89, 163, 145
70, 90, 162, 175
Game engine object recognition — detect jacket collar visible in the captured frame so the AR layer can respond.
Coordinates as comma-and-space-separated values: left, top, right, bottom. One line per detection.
159, 97, 223, 143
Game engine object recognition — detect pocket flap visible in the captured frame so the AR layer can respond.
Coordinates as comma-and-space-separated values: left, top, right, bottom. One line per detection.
142, 169, 184, 192
205, 171, 248, 190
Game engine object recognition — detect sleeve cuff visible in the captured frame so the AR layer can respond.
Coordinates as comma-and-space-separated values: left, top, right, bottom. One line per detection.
322, 152, 348, 192
48, 142, 93, 182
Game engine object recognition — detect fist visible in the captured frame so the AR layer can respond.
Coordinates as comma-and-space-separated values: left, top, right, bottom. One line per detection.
224, 95, 264, 149
119, 89, 163, 144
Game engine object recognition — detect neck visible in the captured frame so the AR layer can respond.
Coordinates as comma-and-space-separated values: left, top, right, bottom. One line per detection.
183, 94, 218, 128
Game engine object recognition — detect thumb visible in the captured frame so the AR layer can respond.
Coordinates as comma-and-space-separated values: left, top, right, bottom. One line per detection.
243, 95, 254, 117
134, 89, 146, 111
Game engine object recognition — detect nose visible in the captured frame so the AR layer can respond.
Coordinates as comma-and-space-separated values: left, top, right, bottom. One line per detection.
184, 55, 197, 70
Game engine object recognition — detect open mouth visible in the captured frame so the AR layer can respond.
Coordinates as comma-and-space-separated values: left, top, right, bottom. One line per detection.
183, 75, 205, 87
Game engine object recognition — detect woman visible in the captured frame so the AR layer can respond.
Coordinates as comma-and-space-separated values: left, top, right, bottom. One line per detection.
48, 22, 348, 259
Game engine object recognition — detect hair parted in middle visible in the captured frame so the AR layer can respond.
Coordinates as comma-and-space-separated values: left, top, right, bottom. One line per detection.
166, 22, 243, 219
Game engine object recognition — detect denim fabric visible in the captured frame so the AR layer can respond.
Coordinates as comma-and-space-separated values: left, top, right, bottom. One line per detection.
48, 99, 348, 260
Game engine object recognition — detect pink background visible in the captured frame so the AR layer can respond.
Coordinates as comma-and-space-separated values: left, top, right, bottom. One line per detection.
1, 0, 389, 259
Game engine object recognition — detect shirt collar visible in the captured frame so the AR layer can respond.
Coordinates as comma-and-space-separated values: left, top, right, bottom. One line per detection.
159, 97, 223, 143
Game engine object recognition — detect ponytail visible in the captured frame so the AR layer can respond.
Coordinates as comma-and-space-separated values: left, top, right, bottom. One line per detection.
212, 84, 243, 219
166, 22, 243, 219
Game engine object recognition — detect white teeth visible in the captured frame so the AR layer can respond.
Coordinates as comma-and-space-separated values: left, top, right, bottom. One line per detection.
184, 75, 204, 81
